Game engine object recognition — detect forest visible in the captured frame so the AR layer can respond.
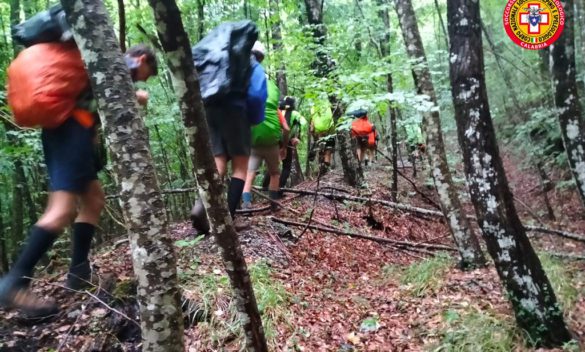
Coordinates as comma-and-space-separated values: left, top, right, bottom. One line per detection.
0, 0, 584, 350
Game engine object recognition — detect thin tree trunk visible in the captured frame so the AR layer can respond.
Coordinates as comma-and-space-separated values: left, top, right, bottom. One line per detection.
146, 1, 268, 350
377, 0, 399, 201
536, 162, 556, 221
551, 0, 585, 208
117, 0, 126, 52
433, 0, 449, 49
270, 0, 288, 95
447, 0, 572, 346
337, 130, 364, 187
196, 0, 205, 41
394, 0, 485, 268
60, 1, 185, 350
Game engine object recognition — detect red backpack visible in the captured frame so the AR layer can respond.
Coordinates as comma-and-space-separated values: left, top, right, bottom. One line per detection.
351, 117, 373, 137
7, 42, 91, 128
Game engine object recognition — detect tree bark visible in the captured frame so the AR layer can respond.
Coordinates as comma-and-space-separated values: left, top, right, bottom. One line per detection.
117, 0, 126, 52
551, 0, 585, 208
337, 130, 364, 187
147, 1, 268, 350
394, 0, 485, 269
60, 1, 185, 350
304, 0, 344, 121
377, 0, 399, 201
270, 0, 288, 95
447, 0, 572, 346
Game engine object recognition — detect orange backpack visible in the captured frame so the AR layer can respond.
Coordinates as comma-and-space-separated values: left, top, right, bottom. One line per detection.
368, 130, 376, 147
351, 117, 373, 137
7, 42, 90, 128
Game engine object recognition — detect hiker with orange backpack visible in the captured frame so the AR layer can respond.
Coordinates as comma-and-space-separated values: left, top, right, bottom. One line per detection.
0, 6, 158, 317
349, 108, 375, 166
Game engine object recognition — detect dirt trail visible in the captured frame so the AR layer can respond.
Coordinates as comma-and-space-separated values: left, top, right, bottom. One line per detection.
1, 160, 583, 351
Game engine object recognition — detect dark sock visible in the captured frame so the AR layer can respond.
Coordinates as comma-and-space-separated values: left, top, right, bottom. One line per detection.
269, 190, 280, 200
227, 177, 245, 218
10, 226, 58, 286
71, 223, 95, 267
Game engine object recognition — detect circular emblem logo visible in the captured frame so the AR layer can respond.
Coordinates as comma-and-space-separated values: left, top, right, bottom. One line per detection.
503, 0, 565, 50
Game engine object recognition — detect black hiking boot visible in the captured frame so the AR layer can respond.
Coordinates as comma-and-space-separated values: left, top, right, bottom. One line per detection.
0, 274, 58, 318
66, 261, 93, 290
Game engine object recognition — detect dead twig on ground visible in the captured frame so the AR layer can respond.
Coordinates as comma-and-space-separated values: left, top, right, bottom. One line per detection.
271, 217, 456, 252
526, 225, 585, 243
279, 188, 444, 218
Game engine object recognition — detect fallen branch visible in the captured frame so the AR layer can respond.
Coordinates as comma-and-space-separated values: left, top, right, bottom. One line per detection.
271, 217, 456, 252
236, 205, 272, 214
547, 252, 585, 261
251, 188, 335, 231
279, 188, 444, 218
526, 225, 585, 243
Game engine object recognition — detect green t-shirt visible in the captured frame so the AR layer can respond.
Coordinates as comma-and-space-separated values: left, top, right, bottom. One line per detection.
252, 80, 281, 146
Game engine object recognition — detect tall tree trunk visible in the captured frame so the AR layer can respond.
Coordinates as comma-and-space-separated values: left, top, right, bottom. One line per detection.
447, 0, 572, 346
551, 0, 585, 208
147, 1, 268, 350
304, 0, 343, 121
337, 130, 364, 187
60, 1, 185, 350
196, 0, 205, 41
394, 0, 485, 268
117, 0, 126, 52
378, 0, 399, 201
270, 0, 288, 95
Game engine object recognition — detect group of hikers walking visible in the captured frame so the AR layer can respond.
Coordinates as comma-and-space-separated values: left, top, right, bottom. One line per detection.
0, 6, 382, 318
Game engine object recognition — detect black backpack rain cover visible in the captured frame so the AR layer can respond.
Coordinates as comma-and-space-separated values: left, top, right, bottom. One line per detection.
12, 4, 73, 47
192, 20, 259, 104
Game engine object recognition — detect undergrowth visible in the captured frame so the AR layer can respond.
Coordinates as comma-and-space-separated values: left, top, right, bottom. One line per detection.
427, 253, 583, 351
430, 308, 520, 352
383, 253, 453, 297
183, 260, 291, 349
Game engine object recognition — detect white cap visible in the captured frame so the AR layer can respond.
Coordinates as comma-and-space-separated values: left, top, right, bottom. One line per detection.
252, 41, 266, 56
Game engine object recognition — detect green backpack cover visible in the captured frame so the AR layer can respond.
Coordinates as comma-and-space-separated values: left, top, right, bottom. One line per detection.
310, 100, 334, 134
252, 80, 281, 146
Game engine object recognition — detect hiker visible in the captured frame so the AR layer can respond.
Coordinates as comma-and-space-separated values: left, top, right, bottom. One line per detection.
0, 43, 158, 318
309, 98, 336, 174
261, 95, 302, 191
349, 108, 374, 165
190, 28, 267, 233
242, 80, 290, 208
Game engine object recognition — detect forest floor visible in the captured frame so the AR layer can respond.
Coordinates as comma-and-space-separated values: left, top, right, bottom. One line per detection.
1, 153, 584, 351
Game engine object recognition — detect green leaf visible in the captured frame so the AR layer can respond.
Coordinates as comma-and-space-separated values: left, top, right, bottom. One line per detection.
359, 315, 380, 333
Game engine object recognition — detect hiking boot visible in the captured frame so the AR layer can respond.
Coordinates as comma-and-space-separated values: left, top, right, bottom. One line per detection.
66, 261, 93, 291
0, 274, 58, 318
233, 218, 250, 231
191, 200, 210, 235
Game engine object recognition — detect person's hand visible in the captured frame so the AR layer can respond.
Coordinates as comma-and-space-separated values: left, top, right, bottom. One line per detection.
136, 89, 149, 106
290, 138, 300, 146
280, 147, 288, 160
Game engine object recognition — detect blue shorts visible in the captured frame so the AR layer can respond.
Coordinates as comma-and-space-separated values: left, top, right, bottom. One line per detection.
41, 118, 99, 193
